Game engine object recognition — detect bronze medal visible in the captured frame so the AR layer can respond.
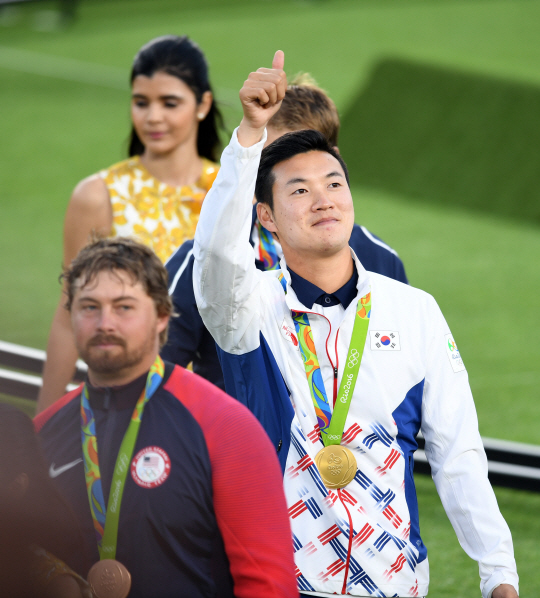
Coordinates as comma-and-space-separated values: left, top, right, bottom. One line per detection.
87, 559, 131, 598
315, 445, 357, 489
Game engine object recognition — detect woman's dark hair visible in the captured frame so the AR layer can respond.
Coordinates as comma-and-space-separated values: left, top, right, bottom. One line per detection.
128, 35, 224, 162
0, 405, 89, 575
255, 129, 350, 212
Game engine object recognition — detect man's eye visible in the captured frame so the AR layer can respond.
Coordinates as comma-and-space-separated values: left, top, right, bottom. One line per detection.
293, 188, 307, 195
329, 182, 341, 188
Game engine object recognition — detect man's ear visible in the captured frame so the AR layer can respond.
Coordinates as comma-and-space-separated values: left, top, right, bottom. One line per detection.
257, 202, 278, 233
157, 314, 170, 336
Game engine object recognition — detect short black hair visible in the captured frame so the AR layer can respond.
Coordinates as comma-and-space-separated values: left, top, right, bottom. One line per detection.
255, 129, 350, 212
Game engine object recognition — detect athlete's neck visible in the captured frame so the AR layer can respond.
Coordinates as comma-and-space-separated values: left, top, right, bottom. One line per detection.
285, 246, 354, 294
87, 351, 159, 388
140, 139, 203, 188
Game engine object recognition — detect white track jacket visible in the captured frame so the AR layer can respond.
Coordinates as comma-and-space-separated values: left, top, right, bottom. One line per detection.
193, 129, 519, 598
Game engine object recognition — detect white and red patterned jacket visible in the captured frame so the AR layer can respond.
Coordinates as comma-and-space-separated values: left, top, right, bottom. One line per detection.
193, 129, 519, 598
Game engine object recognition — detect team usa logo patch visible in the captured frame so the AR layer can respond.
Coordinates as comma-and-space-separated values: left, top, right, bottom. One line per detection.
444, 333, 466, 373
131, 446, 171, 488
370, 330, 401, 351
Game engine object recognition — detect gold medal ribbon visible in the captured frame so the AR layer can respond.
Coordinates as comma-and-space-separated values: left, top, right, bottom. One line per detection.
280, 273, 371, 487
293, 292, 371, 448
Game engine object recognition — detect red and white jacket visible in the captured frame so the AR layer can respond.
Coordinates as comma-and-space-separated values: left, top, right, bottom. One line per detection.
193, 129, 519, 598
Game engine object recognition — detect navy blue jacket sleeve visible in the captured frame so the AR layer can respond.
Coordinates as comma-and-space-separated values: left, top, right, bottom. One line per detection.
161, 242, 225, 390
161, 241, 200, 367
217, 335, 295, 472
349, 224, 408, 284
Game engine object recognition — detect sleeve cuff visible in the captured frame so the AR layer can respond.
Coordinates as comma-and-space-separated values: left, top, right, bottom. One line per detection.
484, 571, 519, 598
225, 127, 268, 159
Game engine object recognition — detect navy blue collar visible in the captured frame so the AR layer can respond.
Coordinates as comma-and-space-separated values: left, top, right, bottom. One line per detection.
86, 370, 147, 411
288, 264, 359, 310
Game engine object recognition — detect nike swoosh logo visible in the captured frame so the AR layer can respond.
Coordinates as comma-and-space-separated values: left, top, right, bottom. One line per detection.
49, 458, 83, 478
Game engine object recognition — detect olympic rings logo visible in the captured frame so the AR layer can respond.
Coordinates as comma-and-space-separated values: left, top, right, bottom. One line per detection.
348, 349, 360, 368
327, 435, 340, 440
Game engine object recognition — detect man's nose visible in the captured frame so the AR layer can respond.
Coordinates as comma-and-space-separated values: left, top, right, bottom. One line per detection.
97, 307, 115, 330
313, 189, 334, 210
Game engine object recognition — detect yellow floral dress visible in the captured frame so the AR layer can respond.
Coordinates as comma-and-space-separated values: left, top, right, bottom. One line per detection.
100, 156, 219, 262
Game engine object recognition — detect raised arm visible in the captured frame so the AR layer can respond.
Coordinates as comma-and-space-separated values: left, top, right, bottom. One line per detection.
193, 52, 287, 354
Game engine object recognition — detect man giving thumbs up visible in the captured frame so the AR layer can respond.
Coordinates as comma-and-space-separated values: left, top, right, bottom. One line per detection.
237, 50, 287, 147
194, 53, 519, 598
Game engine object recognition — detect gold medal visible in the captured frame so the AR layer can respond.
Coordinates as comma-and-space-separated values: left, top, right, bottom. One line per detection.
87, 559, 131, 598
315, 445, 357, 489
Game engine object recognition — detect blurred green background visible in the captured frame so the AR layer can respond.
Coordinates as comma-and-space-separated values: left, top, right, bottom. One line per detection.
0, 0, 538, 594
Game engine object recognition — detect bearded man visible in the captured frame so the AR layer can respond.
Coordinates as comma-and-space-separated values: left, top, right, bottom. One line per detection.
35, 237, 298, 598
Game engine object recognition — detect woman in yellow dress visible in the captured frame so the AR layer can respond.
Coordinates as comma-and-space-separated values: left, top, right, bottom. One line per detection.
37, 36, 223, 412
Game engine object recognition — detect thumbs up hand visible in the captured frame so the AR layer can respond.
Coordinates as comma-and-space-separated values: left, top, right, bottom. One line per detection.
238, 51, 287, 147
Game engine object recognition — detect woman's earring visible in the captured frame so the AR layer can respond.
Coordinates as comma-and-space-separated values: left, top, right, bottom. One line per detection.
197, 113, 205, 120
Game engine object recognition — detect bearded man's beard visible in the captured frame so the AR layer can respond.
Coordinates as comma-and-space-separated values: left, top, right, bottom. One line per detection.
79, 333, 147, 375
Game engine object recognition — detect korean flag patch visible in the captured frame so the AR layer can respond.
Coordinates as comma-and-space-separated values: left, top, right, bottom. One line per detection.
445, 333, 466, 373
370, 331, 400, 351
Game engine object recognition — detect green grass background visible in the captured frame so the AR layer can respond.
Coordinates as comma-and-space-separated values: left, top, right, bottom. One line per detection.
1, 0, 539, 594
339, 57, 540, 223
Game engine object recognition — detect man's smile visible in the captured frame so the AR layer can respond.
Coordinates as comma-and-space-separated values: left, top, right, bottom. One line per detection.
312, 216, 340, 227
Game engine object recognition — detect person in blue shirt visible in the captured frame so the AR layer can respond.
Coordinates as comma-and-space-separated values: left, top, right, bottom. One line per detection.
161, 75, 407, 389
